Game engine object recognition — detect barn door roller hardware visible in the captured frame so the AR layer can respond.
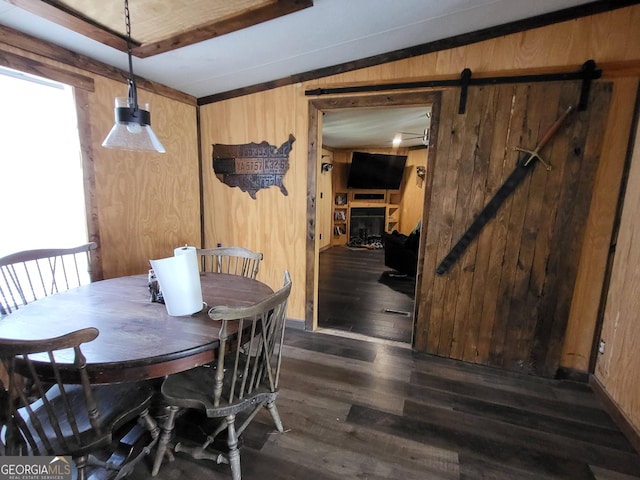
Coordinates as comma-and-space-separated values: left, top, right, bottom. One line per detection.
456, 60, 599, 113
305, 60, 601, 112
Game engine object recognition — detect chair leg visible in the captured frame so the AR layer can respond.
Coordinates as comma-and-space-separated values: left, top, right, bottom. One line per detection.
151, 405, 179, 477
74, 455, 87, 480
266, 401, 284, 432
139, 407, 160, 443
225, 415, 241, 480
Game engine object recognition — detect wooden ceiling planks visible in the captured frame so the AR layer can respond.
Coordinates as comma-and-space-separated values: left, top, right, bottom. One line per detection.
8, 0, 313, 57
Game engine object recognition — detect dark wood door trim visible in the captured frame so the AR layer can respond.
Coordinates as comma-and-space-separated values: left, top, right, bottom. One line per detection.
305, 90, 442, 332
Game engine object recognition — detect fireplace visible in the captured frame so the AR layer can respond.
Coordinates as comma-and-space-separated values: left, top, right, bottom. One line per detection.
349, 207, 385, 248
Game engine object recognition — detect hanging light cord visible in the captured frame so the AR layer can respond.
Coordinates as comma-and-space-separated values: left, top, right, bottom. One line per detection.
124, 0, 138, 111
102, 0, 164, 151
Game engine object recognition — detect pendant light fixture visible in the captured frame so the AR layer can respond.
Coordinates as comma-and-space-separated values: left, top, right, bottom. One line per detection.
102, 0, 165, 153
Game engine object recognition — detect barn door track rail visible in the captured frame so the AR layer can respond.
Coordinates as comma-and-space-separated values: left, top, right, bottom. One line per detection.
305, 60, 601, 113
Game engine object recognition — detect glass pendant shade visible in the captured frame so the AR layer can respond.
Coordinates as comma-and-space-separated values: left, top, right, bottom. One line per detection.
102, 97, 165, 153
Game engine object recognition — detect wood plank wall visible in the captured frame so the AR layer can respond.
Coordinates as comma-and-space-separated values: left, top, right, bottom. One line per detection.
313, 8, 639, 369
2, 1, 637, 434
199, 89, 307, 318
0, 40, 200, 280
596, 115, 640, 441
91, 76, 200, 277
198, 6, 640, 359
400, 148, 428, 234
416, 82, 612, 377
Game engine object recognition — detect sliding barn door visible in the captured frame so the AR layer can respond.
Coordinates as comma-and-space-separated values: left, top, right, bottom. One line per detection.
415, 81, 611, 377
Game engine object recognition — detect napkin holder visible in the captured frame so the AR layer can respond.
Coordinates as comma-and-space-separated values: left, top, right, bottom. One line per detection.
148, 268, 164, 303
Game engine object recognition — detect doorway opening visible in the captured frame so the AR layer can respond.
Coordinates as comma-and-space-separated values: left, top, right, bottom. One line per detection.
306, 91, 442, 346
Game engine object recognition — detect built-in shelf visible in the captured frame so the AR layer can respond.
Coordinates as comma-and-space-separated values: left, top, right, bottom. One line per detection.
332, 193, 349, 244
386, 204, 400, 233
331, 190, 402, 245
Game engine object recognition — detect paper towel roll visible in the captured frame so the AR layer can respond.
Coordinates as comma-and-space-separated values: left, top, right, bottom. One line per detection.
150, 249, 203, 316
174, 245, 196, 256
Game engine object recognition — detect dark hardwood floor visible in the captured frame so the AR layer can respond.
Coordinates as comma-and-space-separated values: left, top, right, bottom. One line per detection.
318, 245, 415, 344
131, 329, 640, 480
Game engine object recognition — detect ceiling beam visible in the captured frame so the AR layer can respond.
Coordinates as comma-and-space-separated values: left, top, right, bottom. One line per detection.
134, 0, 313, 58
8, 0, 313, 58
7, 0, 129, 52
0, 24, 196, 105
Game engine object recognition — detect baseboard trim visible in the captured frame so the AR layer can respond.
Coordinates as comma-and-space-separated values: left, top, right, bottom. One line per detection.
556, 367, 589, 383
315, 327, 412, 349
590, 374, 640, 454
285, 318, 306, 330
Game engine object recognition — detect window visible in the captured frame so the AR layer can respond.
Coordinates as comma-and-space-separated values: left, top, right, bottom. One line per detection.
0, 67, 87, 257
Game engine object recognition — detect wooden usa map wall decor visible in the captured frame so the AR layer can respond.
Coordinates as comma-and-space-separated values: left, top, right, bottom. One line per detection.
212, 134, 295, 199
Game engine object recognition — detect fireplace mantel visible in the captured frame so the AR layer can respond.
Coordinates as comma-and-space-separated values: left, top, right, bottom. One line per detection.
331, 190, 402, 247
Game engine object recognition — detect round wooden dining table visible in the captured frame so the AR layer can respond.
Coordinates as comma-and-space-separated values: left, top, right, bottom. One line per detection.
0, 273, 273, 384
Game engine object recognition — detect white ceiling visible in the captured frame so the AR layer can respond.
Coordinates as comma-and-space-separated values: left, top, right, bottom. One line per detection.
0, 0, 595, 148
323, 106, 432, 149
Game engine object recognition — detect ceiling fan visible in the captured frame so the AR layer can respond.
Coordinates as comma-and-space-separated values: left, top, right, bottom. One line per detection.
395, 109, 431, 146
396, 128, 430, 146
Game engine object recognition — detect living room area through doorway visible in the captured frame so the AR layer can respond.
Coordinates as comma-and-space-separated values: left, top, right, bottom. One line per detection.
316, 100, 431, 345
318, 245, 416, 344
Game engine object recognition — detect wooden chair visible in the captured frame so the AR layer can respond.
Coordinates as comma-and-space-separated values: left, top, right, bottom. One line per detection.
0, 242, 97, 316
196, 247, 263, 280
151, 271, 292, 479
0, 327, 158, 480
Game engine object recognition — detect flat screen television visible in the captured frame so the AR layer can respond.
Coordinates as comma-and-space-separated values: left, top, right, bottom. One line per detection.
346, 152, 407, 190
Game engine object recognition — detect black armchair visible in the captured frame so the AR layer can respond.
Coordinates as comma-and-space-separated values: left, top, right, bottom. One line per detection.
383, 230, 419, 276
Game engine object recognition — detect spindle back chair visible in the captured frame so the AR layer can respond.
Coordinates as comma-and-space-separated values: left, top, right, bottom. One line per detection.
0, 327, 156, 480
0, 242, 97, 316
196, 247, 263, 280
152, 271, 292, 479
